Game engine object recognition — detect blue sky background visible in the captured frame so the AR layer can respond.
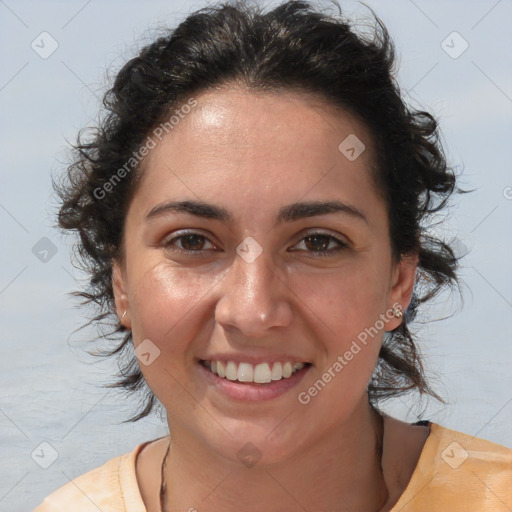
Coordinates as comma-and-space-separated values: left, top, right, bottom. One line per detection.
1, 0, 511, 509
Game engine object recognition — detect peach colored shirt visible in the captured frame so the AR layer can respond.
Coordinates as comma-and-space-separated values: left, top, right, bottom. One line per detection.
33, 423, 512, 511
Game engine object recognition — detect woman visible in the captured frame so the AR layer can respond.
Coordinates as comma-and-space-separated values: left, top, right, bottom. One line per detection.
35, 1, 511, 510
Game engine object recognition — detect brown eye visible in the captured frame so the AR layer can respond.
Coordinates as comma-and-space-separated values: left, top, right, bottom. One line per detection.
304, 234, 331, 252
291, 232, 347, 257
164, 232, 216, 253
179, 234, 206, 251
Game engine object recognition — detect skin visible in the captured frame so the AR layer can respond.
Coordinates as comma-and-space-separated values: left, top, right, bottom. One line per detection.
113, 86, 428, 511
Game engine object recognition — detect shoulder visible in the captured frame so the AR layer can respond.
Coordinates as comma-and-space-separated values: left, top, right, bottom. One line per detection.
32, 441, 151, 512
427, 422, 512, 474
392, 422, 512, 511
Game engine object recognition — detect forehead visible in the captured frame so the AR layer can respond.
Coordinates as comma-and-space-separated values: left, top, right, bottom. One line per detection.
178, 86, 374, 160
135, 86, 382, 218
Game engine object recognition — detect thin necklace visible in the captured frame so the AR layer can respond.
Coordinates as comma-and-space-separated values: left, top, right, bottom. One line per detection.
159, 438, 171, 512
159, 409, 385, 512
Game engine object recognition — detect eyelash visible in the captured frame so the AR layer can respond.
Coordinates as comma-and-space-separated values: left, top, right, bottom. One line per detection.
291, 232, 348, 257
163, 230, 348, 257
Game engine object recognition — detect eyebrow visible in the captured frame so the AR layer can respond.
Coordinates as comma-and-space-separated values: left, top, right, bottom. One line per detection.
145, 199, 368, 225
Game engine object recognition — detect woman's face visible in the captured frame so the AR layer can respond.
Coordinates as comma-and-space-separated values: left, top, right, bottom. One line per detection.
113, 87, 417, 464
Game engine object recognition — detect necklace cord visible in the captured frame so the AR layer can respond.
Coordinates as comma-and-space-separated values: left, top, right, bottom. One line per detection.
159, 438, 172, 512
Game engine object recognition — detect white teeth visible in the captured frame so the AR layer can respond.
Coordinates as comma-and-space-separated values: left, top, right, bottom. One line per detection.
204, 360, 307, 383
271, 362, 283, 380
237, 362, 254, 382
226, 361, 238, 381
217, 361, 226, 378
253, 363, 272, 383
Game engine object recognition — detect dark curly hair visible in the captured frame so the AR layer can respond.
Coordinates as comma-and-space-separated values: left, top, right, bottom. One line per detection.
56, 0, 462, 423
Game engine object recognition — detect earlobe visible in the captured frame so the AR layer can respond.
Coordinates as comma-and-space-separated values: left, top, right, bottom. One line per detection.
388, 252, 418, 329
112, 260, 130, 328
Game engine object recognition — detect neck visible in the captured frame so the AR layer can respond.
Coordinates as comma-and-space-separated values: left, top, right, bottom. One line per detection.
161, 401, 387, 512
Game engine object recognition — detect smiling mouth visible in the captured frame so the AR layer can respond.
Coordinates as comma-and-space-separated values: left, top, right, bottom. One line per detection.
199, 359, 312, 384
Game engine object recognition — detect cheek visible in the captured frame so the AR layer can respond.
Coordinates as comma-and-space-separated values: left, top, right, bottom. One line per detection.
289, 263, 391, 408
126, 261, 221, 405
128, 261, 217, 353
292, 263, 390, 343
293, 272, 386, 419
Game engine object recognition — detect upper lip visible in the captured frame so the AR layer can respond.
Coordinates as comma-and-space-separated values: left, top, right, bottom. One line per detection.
198, 354, 312, 365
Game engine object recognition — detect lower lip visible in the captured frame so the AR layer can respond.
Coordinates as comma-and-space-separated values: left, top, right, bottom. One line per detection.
197, 362, 311, 401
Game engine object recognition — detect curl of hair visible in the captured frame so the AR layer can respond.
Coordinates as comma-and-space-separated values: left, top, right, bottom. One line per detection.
56, 0, 462, 422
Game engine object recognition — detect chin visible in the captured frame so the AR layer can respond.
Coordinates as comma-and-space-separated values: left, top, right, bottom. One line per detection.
200, 419, 309, 468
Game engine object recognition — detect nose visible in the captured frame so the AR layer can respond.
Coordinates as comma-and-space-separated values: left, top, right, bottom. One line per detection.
215, 252, 293, 338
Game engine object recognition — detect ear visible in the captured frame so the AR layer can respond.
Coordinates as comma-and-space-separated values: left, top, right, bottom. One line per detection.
112, 259, 131, 329
387, 251, 418, 330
